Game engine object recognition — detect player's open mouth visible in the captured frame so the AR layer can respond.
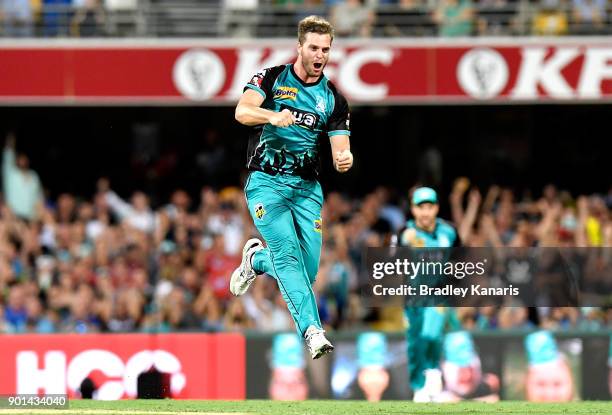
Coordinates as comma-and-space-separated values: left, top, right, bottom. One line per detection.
313, 63, 322, 70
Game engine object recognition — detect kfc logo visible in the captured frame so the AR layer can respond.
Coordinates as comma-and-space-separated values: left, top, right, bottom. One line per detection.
457, 48, 509, 99
173, 49, 226, 100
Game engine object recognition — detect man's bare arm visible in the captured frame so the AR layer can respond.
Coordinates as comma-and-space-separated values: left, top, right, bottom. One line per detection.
235, 89, 294, 127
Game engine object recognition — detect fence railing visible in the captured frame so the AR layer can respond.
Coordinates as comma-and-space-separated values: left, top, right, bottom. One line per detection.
1, 1, 611, 38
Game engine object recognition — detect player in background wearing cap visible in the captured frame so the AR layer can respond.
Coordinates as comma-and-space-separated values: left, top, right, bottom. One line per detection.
396, 187, 461, 402
230, 15, 352, 359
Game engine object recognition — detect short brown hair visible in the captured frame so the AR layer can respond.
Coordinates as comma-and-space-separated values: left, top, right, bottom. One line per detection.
298, 15, 334, 45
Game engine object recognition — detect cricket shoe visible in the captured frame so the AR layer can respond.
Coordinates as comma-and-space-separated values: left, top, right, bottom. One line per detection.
230, 238, 264, 296
424, 368, 443, 398
304, 325, 334, 359
412, 388, 432, 403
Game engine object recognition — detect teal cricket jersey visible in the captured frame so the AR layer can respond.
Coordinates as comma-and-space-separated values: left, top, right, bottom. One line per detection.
398, 218, 460, 303
399, 218, 459, 248
243, 64, 350, 179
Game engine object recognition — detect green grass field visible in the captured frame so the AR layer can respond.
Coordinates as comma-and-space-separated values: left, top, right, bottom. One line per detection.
1, 400, 612, 415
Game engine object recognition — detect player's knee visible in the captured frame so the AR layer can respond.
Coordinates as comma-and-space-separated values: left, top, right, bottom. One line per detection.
272, 243, 301, 270
305, 262, 319, 284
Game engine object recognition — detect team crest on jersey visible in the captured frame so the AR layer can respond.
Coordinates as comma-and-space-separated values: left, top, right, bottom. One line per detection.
314, 218, 322, 233
249, 69, 267, 89
316, 96, 326, 112
279, 104, 319, 130
274, 86, 298, 100
254, 203, 266, 220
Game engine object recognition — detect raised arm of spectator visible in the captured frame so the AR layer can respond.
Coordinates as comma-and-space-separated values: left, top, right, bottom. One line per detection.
576, 196, 589, 247
2, 133, 17, 179
449, 177, 470, 225
535, 201, 561, 245
482, 185, 500, 213
481, 213, 503, 248
99, 177, 134, 221
458, 189, 481, 243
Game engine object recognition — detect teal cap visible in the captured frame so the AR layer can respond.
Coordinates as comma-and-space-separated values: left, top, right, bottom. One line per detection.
525, 331, 559, 366
444, 331, 476, 367
357, 332, 387, 368
272, 333, 304, 369
412, 187, 438, 205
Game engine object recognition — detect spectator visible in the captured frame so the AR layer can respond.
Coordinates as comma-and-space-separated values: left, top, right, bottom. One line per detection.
24, 296, 56, 333
532, 0, 568, 35
223, 297, 254, 330
330, 0, 376, 37
433, 0, 474, 36
100, 179, 156, 234
71, 0, 105, 37
2, 133, 43, 221
571, 0, 606, 34
477, 0, 514, 36
42, 0, 71, 37
0, 0, 34, 36
193, 284, 223, 331
4, 284, 27, 329
221, 0, 259, 37
0, 177, 609, 335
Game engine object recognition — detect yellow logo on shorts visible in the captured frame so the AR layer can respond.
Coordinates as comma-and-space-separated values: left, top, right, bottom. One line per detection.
255, 203, 266, 219
314, 218, 322, 233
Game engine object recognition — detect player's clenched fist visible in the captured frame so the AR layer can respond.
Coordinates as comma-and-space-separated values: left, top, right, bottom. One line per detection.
269, 109, 295, 128
334, 150, 353, 173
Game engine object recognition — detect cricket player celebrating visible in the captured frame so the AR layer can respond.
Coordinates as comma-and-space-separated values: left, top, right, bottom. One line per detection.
397, 187, 461, 402
230, 16, 352, 359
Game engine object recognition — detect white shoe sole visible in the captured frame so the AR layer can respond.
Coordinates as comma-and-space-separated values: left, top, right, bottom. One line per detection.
230, 238, 263, 296
311, 342, 334, 359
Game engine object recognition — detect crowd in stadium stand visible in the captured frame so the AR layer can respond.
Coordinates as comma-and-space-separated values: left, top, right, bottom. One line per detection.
0, 136, 611, 335
0, 0, 609, 38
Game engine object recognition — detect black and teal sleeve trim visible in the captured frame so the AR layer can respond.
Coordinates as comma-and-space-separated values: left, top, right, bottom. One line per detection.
244, 83, 266, 98
328, 130, 350, 137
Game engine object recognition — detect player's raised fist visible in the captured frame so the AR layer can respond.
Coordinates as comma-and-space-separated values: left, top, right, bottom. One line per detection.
270, 109, 295, 128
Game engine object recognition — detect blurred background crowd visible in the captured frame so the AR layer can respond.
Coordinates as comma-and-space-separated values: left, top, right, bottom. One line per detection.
0, 132, 610, 335
0, 0, 611, 38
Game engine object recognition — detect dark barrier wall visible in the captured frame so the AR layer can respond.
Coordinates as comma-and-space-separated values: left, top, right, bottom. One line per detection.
1, 105, 610, 200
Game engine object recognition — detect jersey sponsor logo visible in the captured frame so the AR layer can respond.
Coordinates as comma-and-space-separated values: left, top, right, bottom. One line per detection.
279, 104, 319, 130
254, 203, 266, 219
274, 86, 298, 100
314, 218, 322, 233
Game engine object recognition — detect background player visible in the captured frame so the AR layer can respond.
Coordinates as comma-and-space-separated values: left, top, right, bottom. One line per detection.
397, 187, 461, 402
230, 15, 353, 359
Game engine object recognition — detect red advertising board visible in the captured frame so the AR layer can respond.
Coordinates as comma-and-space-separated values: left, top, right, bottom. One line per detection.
1, 38, 612, 104
0, 333, 245, 399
